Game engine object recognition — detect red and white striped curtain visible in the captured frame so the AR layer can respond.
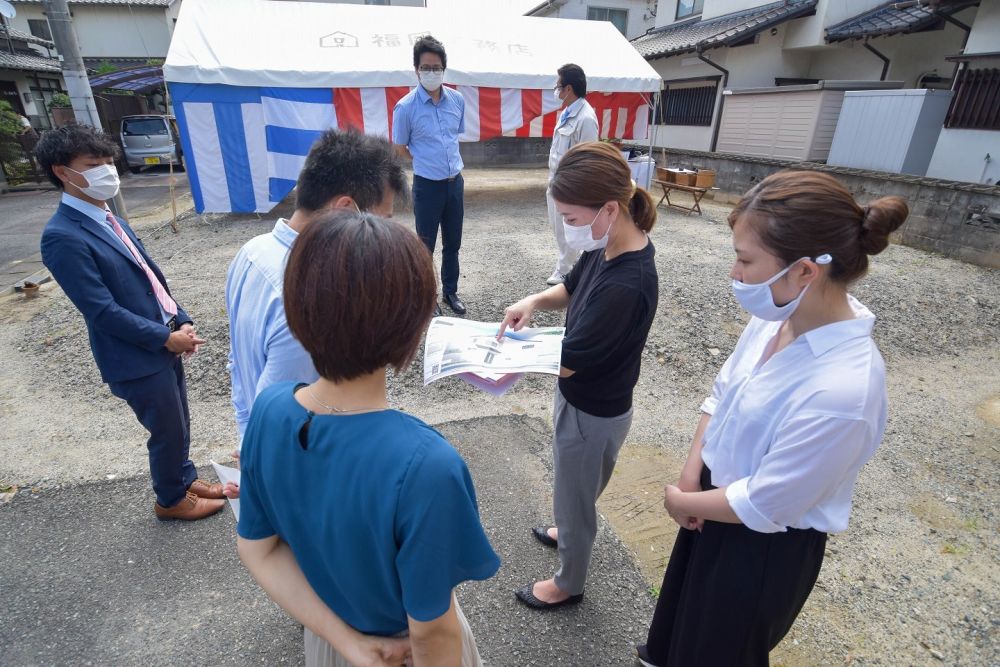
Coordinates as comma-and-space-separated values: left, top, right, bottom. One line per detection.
331, 86, 652, 142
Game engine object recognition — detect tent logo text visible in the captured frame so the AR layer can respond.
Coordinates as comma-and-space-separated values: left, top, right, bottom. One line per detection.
320, 31, 359, 48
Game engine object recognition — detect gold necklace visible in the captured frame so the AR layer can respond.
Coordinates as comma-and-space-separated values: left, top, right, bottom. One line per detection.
305, 385, 386, 415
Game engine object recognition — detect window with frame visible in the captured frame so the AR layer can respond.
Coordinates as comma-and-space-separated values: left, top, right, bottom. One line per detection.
654, 79, 718, 126
27, 18, 52, 42
676, 0, 704, 20
945, 67, 1000, 130
587, 7, 628, 36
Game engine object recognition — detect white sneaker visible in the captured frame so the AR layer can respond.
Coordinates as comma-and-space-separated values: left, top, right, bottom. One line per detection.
546, 270, 566, 286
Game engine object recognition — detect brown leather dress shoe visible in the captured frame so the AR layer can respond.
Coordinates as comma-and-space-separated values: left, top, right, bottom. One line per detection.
154, 492, 224, 521
188, 479, 224, 499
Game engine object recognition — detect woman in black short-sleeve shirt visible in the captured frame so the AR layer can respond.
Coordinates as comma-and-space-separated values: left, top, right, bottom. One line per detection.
499, 141, 659, 610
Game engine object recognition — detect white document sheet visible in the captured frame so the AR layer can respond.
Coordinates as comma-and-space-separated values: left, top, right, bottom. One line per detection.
211, 459, 241, 521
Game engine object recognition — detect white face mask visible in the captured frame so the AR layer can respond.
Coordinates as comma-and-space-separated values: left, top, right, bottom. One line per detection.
67, 163, 120, 200
419, 71, 444, 92
563, 207, 611, 252
731, 254, 832, 321
553, 87, 563, 101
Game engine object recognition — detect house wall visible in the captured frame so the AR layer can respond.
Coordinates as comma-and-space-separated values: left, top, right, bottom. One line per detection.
529, 0, 656, 39
964, 0, 1000, 53
700, 0, 773, 21
5, 73, 48, 121
653, 0, 676, 28
0, 71, 65, 127
293, 0, 424, 5
645, 23, 810, 151
783, 0, 885, 49
647, 54, 722, 150
805, 7, 976, 87
636, 146, 1000, 268
925, 7, 1000, 186
927, 130, 1000, 186
10, 5, 173, 59
725, 25, 810, 87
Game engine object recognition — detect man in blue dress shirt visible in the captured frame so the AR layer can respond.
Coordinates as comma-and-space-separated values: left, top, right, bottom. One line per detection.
225, 129, 405, 458
392, 35, 467, 317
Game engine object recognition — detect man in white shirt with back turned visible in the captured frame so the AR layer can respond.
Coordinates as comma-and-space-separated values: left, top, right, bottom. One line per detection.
225, 129, 405, 450
545, 63, 599, 285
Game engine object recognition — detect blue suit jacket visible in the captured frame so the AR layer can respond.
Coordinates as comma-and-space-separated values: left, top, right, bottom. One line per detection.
40, 202, 192, 384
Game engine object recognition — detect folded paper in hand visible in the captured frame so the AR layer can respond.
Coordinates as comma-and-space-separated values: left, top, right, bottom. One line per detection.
211, 459, 240, 521
424, 317, 565, 395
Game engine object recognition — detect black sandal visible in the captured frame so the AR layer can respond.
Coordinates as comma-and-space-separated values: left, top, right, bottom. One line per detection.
514, 584, 583, 610
532, 525, 558, 548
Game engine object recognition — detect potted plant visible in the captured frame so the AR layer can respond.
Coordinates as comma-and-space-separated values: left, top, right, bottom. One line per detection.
48, 93, 75, 127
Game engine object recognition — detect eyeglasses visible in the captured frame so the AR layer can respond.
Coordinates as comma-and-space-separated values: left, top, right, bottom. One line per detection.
418, 66, 445, 73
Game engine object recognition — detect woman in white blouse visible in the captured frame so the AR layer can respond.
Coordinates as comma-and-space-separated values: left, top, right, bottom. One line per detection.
636, 171, 909, 667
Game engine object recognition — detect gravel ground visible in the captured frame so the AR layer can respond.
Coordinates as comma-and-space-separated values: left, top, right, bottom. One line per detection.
1, 167, 998, 666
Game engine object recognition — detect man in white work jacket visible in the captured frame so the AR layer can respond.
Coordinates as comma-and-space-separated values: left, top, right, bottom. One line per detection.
545, 63, 600, 285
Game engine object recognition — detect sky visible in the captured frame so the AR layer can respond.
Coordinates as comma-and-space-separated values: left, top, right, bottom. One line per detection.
424, 0, 540, 15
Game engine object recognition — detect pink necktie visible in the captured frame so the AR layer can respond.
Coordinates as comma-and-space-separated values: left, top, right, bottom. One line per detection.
106, 211, 178, 318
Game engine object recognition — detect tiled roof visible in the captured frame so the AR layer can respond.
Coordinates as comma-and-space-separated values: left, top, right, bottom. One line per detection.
825, 0, 979, 43
0, 51, 61, 73
631, 0, 818, 59
0, 24, 54, 48
84, 57, 152, 67
10, 0, 175, 6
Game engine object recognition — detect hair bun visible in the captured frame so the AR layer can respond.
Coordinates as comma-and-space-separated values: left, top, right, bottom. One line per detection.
860, 196, 908, 255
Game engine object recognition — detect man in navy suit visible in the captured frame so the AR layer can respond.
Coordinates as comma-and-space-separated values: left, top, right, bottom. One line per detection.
37, 125, 224, 521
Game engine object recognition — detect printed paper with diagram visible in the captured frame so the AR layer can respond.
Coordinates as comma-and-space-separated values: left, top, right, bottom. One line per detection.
424, 317, 564, 389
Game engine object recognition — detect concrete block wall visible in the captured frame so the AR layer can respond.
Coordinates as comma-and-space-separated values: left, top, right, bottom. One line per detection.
637, 147, 1000, 269
460, 138, 552, 168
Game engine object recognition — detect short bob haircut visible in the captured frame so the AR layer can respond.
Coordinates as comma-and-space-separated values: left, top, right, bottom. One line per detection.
283, 210, 437, 382
35, 124, 120, 190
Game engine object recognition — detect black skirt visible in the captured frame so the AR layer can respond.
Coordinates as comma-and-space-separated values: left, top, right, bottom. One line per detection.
642, 466, 827, 667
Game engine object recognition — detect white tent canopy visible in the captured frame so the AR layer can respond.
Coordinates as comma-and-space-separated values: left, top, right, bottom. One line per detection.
164, 0, 660, 92
164, 0, 661, 213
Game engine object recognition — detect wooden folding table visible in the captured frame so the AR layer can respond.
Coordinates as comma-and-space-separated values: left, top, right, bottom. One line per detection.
653, 179, 708, 216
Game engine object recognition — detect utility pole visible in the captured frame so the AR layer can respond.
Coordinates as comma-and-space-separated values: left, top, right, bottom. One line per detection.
41, 0, 129, 219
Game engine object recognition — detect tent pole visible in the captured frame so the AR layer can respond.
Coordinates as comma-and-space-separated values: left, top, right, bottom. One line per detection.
647, 91, 658, 163
164, 83, 179, 233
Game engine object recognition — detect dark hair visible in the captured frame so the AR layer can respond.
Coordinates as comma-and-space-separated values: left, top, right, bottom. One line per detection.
295, 128, 407, 213
413, 35, 447, 70
550, 141, 656, 233
557, 63, 587, 98
728, 170, 909, 283
283, 210, 436, 382
34, 124, 120, 189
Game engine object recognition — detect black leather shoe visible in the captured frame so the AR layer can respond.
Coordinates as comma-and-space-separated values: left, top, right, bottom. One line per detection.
433, 302, 442, 317
514, 585, 584, 610
532, 525, 558, 548
444, 293, 466, 315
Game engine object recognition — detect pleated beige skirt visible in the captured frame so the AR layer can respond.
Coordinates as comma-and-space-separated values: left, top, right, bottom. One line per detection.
303, 599, 483, 667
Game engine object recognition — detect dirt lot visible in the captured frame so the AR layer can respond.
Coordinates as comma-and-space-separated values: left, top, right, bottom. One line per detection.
1, 168, 997, 666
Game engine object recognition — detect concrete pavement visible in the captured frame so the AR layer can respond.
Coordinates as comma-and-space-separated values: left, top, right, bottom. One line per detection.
0, 168, 191, 293
0, 415, 656, 666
